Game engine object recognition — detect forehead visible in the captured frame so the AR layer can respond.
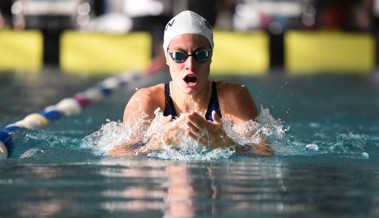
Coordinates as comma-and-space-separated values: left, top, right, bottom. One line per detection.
168, 34, 209, 50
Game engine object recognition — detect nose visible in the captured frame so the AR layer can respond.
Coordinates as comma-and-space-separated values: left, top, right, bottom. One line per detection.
184, 56, 196, 71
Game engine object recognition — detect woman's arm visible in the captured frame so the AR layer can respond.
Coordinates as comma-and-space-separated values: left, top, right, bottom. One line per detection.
109, 114, 187, 156
108, 136, 164, 156
182, 110, 273, 156
218, 82, 274, 156
109, 86, 166, 156
234, 139, 274, 156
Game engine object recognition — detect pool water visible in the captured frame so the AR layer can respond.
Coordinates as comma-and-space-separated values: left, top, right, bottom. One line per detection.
1, 68, 379, 218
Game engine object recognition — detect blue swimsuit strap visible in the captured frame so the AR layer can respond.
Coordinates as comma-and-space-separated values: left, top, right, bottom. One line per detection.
205, 81, 222, 122
163, 83, 178, 117
163, 81, 222, 122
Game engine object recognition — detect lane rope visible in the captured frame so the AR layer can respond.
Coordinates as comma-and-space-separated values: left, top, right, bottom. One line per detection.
0, 70, 141, 159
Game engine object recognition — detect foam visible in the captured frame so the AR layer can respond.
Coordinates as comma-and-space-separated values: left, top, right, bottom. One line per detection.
81, 106, 289, 160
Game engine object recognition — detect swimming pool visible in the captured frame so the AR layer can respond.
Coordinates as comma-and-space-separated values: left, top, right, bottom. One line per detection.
1, 68, 379, 217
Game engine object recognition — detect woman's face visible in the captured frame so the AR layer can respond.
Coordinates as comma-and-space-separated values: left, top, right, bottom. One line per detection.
166, 34, 212, 95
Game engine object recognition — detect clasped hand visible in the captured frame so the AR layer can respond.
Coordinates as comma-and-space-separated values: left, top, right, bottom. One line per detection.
161, 111, 235, 148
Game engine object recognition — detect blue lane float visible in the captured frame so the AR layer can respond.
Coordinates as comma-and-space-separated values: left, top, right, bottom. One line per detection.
0, 70, 141, 159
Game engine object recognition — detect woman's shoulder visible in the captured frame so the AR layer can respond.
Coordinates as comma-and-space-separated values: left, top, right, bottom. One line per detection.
216, 81, 255, 108
215, 80, 245, 87
124, 83, 166, 119
215, 80, 250, 97
214, 80, 258, 121
127, 83, 166, 108
133, 83, 165, 97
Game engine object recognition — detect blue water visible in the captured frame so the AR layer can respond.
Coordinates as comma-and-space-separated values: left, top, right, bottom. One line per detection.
1, 69, 379, 217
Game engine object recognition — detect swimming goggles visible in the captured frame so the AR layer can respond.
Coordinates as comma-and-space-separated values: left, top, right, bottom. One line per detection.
168, 49, 212, 63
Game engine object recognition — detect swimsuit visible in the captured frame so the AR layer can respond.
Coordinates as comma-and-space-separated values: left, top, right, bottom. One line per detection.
163, 81, 222, 122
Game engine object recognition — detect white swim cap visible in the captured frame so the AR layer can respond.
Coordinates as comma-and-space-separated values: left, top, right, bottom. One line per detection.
163, 10, 213, 52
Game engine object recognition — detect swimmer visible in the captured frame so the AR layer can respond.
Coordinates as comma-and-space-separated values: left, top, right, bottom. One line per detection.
110, 10, 273, 156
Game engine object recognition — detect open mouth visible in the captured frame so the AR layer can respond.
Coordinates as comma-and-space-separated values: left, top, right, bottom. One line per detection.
184, 75, 198, 84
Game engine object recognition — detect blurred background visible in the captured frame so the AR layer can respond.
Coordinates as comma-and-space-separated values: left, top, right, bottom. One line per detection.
0, 0, 378, 74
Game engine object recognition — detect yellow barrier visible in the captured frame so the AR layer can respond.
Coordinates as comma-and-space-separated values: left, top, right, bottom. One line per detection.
0, 30, 43, 71
212, 31, 269, 75
285, 31, 375, 74
60, 31, 151, 74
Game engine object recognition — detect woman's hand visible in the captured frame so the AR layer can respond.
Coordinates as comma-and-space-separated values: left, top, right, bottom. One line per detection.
110, 111, 273, 157
109, 115, 174, 156
184, 111, 235, 148
184, 111, 274, 156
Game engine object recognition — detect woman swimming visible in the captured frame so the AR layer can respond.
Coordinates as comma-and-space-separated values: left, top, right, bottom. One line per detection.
110, 10, 273, 156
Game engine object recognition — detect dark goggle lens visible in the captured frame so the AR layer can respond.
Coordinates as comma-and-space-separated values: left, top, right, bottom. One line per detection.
170, 52, 188, 62
169, 50, 210, 63
195, 50, 210, 61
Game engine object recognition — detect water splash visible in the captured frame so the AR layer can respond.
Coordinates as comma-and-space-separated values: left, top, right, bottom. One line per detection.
331, 133, 371, 153
7, 128, 85, 160
282, 129, 379, 159
81, 107, 288, 160
20, 148, 44, 159
80, 120, 136, 156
